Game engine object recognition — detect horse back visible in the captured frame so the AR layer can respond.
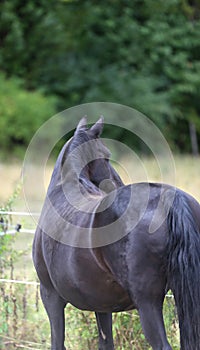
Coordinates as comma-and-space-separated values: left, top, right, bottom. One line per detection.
33, 182, 200, 311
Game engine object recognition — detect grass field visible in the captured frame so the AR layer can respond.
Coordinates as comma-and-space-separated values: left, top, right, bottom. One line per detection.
0, 155, 199, 349
1, 154, 199, 206
1, 155, 200, 276
1, 154, 200, 278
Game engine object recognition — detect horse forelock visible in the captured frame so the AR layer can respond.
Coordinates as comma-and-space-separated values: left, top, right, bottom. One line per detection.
69, 130, 90, 152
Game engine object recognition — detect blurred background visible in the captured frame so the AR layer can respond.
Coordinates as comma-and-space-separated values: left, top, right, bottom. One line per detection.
0, 1, 200, 348
0, 0, 200, 203
1, 0, 200, 148
0, 0, 200, 156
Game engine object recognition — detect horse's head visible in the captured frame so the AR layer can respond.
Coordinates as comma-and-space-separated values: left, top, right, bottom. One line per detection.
68, 117, 123, 193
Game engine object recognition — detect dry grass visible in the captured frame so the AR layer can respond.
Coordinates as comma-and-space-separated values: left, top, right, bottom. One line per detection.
0, 154, 199, 275
119, 155, 200, 201
2, 154, 199, 283
1, 155, 199, 208
0, 161, 23, 204
0, 156, 200, 253
1, 155, 193, 350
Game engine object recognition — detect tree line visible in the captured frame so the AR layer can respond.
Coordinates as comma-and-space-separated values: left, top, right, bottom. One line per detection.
0, 0, 200, 156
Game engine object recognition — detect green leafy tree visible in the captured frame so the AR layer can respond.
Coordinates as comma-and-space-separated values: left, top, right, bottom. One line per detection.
0, 74, 56, 156
0, 0, 65, 89
0, 0, 200, 152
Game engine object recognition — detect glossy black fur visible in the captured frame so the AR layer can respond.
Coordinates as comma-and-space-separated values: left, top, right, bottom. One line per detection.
33, 118, 200, 350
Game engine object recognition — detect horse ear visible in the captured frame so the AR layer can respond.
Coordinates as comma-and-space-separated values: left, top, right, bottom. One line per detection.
75, 116, 87, 134
89, 116, 104, 137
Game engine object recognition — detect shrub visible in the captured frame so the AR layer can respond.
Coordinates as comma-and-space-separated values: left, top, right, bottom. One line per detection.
0, 74, 57, 158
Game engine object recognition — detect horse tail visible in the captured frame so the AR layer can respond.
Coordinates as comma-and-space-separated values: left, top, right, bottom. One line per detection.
167, 190, 200, 350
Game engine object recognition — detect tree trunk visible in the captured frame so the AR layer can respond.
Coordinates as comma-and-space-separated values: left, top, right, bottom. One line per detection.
189, 122, 199, 156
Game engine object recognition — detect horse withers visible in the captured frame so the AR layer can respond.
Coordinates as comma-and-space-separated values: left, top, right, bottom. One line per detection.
33, 117, 200, 350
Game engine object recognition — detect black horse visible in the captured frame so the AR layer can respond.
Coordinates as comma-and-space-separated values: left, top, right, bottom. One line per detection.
33, 117, 200, 350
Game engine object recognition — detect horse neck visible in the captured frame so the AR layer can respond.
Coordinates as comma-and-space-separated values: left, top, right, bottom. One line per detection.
60, 159, 101, 199
49, 138, 102, 197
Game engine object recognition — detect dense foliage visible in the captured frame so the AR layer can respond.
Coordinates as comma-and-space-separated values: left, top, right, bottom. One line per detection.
0, 0, 200, 154
0, 74, 56, 157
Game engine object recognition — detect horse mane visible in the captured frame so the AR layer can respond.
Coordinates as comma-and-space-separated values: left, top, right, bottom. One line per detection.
48, 129, 105, 199
67, 130, 111, 194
